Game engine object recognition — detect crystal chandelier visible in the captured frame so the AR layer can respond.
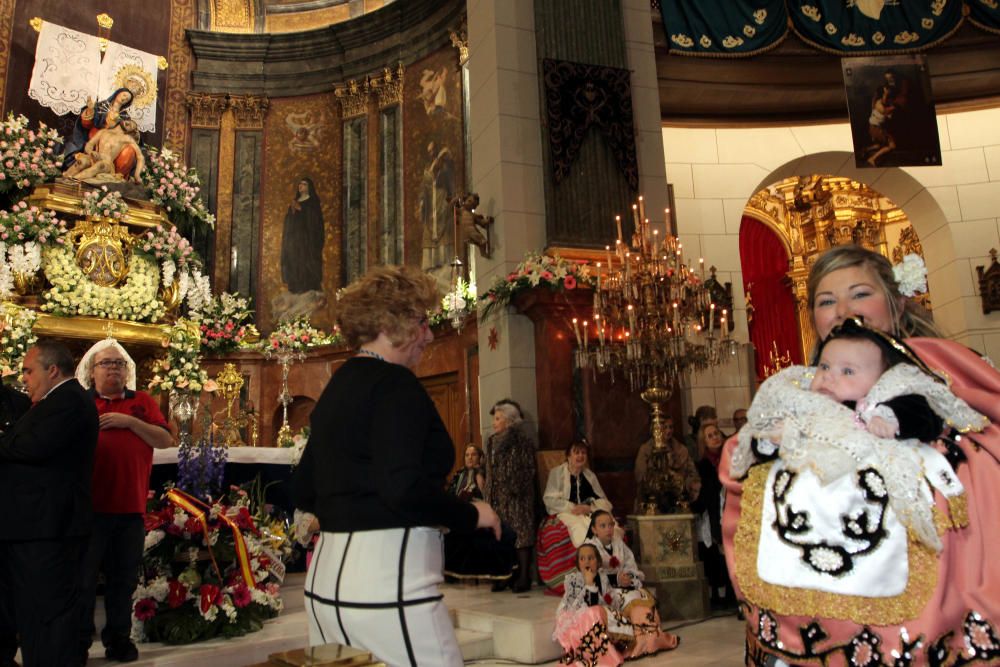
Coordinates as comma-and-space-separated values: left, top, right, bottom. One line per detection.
575, 196, 739, 513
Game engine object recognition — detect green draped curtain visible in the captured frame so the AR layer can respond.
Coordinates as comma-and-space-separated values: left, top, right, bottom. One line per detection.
662, 1, 999, 56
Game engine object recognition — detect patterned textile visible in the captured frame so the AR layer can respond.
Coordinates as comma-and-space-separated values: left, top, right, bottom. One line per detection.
98, 42, 160, 133
29, 21, 101, 117
483, 422, 537, 548
538, 515, 577, 594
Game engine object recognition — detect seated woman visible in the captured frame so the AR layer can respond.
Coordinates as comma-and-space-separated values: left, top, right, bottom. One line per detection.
443, 445, 517, 586
447, 444, 485, 501
544, 440, 614, 547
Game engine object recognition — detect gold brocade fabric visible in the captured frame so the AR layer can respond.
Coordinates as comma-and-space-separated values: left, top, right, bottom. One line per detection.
734, 463, 938, 625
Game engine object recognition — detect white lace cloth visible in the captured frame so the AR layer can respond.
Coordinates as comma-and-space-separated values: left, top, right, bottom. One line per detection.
732, 364, 985, 552
29, 21, 101, 117
28, 21, 159, 133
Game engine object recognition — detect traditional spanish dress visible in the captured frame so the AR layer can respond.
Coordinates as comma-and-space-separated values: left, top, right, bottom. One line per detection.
722, 339, 1000, 666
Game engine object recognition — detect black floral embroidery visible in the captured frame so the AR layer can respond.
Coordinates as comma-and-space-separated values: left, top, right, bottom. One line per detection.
771, 467, 889, 576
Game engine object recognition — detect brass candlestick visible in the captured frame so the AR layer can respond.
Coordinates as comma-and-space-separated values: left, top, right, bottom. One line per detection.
215, 363, 246, 447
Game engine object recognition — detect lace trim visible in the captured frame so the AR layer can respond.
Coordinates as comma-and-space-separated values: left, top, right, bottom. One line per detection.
864, 364, 988, 434
733, 463, 938, 625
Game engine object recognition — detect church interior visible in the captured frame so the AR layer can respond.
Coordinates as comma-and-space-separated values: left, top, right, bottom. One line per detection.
3, 0, 1000, 665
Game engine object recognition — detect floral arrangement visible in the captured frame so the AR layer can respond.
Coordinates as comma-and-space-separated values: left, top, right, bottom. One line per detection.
479, 252, 595, 319
430, 278, 477, 328
141, 147, 216, 231
0, 113, 63, 194
148, 319, 212, 395
893, 253, 928, 298
134, 484, 284, 644
177, 429, 228, 504
41, 246, 165, 321
262, 317, 331, 357
81, 185, 129, 220
0, 200, 68, 245
191, 292, 255, 355
0, 305, 38, 376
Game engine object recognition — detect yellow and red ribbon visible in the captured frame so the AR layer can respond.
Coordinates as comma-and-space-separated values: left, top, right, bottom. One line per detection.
166, 488, 256, 590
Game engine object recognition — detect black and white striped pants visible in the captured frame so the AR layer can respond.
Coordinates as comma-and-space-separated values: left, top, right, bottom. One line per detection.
304, 527, 462, 667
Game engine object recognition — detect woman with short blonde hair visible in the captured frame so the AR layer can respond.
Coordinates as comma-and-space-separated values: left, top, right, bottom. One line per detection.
294, 264, 500, 666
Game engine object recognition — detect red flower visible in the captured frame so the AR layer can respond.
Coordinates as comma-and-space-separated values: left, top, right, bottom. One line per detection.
134, 597, 157, 621
233, 506, 256, 532
167, 580, 188, 609
609, 556, 620, 568
142, 512, 164, 532
231, 583, 252, 608
199, 584, 221, 614
603, 592, 613, 605
563, 275, 577, 290
184, 516, 203, 536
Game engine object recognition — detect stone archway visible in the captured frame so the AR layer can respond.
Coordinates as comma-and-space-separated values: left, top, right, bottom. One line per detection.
743, 151, 965, 344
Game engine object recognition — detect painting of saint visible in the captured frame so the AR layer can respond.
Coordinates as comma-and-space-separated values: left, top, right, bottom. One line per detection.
418, 141, 455, 273
843, 55, 941, 168
273, 177, 326, 321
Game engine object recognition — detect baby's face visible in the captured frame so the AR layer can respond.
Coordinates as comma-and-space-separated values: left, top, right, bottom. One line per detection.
810, 338, 885, 403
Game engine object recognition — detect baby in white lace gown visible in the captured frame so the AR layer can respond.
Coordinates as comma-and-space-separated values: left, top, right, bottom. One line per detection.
730, 318, 986, 593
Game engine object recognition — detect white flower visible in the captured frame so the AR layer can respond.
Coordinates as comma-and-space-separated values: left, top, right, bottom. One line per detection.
9, 241, 41, 274
161, 259, 176, 287
143, 529, 166, 551
893, 253, 928, 297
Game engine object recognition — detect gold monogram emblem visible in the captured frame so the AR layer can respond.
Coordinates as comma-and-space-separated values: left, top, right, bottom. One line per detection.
68, 216, 136, 287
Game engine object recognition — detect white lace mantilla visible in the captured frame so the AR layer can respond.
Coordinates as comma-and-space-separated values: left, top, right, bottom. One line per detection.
732, 365, 984, 552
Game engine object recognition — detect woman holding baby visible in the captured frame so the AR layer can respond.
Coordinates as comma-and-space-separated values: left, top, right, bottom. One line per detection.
722, 245, 1000, 666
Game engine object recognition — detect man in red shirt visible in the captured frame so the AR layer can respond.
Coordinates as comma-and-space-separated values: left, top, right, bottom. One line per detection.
75, 340, 173, 664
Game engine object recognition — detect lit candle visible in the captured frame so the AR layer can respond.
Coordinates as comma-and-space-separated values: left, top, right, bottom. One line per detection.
664, 207, 670, 228
572, 318, 582, 346
722, 309, 728, 338
632, 203, 639, 232
709, 303, 715, 335
582, 321, 589, 352
699, 257, 705, 279
596, 262, 602, 293
605, 245, 613, 271
615, 215, 623, 244
638, 195, 645, 225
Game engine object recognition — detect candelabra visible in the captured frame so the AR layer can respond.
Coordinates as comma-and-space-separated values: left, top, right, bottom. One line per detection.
575, 197, 739, 513
264, 347, 305, 448
215, 363, 247, 447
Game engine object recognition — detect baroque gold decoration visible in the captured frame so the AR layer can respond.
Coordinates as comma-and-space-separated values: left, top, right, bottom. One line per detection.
68, 216, 137, 287
450, 23, 469, 66
164, 0, 197, 157
229, 94, 269, 130
743, 175, 917, 359
334, 79, 370, 119
185, 92, 229, 129
371, 64, 404, 109
215, 363, 247, 447
733, 463, 937, 625
114, 64, 157, 109
891, 225, 924, 263
211, 0, 254, 33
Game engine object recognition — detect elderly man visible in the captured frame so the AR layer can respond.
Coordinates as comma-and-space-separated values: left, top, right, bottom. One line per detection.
0, 340, 98, 667
76, 340, 172, 664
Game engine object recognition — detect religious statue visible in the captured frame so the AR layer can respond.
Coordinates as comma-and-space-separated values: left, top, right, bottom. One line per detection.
450, 192, 493, 259
62, 88, 143, 180
62, 119, 145, 183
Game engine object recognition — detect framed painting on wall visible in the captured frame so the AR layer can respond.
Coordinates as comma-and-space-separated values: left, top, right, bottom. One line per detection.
842, 55, 941, 169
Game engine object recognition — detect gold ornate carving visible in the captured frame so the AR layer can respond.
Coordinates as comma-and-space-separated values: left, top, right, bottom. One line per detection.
165, 0, 197, 155
211, 0, 254, 33
96, 13, 114, 29
371, 64, 405, 109
213, 109, 236, 291
229, 95, 270, 129
0, 0, 16, 113
733, 463, 938, 625
68, 216, 138, 287
334, 79, 370, 118
186, 92, 229, 129
891, 225, 924, 263
449, 22, 469, 66
743, 175, 920, 359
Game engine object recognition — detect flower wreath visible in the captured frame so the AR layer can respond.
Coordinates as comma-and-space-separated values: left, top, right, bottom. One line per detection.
40, 245, 165, 322
893, 253, 927, 298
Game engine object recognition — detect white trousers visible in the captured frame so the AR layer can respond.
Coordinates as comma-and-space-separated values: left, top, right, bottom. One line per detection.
304, 527, 462, 667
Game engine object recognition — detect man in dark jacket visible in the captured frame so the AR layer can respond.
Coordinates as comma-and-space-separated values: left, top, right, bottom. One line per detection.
0, 375, 30, 667
0, 340, 99, 667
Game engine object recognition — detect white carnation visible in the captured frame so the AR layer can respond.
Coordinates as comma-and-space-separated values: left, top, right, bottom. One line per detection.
893, 253, 927, 297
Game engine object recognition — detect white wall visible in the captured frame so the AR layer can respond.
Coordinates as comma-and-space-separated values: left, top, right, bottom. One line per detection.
664, 106, 1000, 417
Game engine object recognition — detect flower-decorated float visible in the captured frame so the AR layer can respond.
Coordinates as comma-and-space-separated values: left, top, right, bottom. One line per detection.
0, 110, 316, 646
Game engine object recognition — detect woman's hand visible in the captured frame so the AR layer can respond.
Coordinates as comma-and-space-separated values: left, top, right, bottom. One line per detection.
472, 500, 501, 540
571, 503, 591, 516
582, 564, 597, 586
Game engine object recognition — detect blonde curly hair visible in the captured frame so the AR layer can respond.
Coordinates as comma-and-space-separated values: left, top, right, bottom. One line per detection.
336, 265, 440, 348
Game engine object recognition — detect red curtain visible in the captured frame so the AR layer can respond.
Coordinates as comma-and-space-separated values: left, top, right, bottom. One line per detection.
739, 216, 803, 381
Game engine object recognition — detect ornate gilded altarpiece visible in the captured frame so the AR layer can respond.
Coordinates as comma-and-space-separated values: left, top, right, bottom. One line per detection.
259, 94, 339, 331
744, 175, 923, 358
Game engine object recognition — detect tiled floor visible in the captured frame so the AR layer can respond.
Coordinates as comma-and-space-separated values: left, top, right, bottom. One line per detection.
65, 575, 746, 665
